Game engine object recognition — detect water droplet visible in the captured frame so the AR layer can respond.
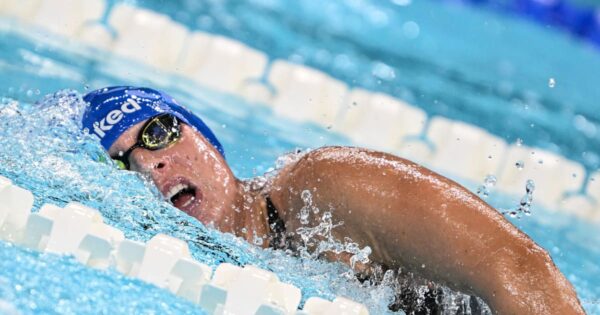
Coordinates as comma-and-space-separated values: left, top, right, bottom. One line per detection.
402, 21, 420, 39
504, 179, 535, 219
515, 160, 524, 170
548, 77, 556, 88
538, 159, 544, 165
252, 232, 263, 246
221, 124, 227, 129
476, 175, 497, 198
525, 179, 535, 193
326, 125, 333, 130
516, 138, 523, 146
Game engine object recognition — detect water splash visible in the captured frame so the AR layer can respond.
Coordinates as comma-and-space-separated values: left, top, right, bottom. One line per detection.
515, 138, 523, 146
293, 190, 372, 268
291, 190, 492, 314
0, 91, 404, 314
503, 179, 535, 218
515, 160, 525, 170
476, 175, 497, 199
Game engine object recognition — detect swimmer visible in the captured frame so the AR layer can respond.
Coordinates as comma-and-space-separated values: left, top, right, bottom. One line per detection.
82, 86, 585, 314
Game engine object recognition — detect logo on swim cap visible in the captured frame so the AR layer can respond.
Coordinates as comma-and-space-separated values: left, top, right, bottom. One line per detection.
92, 98, 142, 138
82, 86, 225, 157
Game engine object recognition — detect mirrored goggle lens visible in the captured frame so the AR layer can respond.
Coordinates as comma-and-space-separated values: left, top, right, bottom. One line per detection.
141, 114, 181, 150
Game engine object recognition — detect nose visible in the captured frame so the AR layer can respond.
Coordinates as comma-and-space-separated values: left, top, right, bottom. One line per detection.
128, 149, 170, 177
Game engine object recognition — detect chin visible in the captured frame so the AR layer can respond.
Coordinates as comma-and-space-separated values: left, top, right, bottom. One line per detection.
195, 203, 231, 230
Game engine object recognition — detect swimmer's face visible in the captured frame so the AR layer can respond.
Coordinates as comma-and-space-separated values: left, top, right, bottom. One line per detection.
108, 120, 240, 232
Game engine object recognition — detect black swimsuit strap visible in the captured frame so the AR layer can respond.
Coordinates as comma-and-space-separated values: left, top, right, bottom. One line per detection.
266, 197, 287, 249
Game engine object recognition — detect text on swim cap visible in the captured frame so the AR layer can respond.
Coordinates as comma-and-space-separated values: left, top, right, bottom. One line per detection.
92, 99, 141, 138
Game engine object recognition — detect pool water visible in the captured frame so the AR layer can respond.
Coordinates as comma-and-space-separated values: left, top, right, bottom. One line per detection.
0, 29, 403, 314
138, 0, 600, 169
1, 0, 600, 314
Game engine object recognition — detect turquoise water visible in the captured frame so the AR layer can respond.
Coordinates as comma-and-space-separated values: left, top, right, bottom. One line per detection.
141, 0, 600, 170
1, 0, 600, 313
0, 241, 206, 315
0, 26, 400, 314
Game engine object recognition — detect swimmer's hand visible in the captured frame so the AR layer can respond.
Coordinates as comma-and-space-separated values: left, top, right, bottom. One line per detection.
269, 147, 585, 314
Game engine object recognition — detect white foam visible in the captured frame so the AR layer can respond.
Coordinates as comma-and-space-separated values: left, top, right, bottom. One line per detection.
268, 61, 348, 127
335, 89, 427, 151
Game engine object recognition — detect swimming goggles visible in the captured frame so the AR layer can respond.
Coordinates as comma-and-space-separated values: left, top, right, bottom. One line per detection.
111, 113, 182, 170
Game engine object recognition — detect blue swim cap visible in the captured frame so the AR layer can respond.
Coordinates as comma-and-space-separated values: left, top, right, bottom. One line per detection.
82, 86, 225, 157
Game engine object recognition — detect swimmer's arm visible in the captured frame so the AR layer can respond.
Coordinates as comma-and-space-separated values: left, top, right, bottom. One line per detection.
269, 146, 584, 315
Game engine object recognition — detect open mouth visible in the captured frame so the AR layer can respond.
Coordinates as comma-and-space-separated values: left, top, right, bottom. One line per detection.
165, 182, 201, 212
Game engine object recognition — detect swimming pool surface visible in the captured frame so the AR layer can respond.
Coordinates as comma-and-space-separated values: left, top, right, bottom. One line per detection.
1, 0, 599, 314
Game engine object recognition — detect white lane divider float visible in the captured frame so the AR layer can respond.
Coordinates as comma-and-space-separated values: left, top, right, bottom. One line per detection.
0, 1, 597, 221
0, 175, 369, 315
0, 176, 34, 242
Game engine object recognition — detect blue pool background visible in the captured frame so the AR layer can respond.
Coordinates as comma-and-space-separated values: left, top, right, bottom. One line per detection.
0, 0, 599, 313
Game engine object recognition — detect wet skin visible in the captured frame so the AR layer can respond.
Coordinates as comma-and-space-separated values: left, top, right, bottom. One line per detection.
109, 120, 585, 315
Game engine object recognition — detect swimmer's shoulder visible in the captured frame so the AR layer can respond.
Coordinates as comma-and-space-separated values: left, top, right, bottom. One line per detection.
271, 146, 430, 179
265, 146, 419, 205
